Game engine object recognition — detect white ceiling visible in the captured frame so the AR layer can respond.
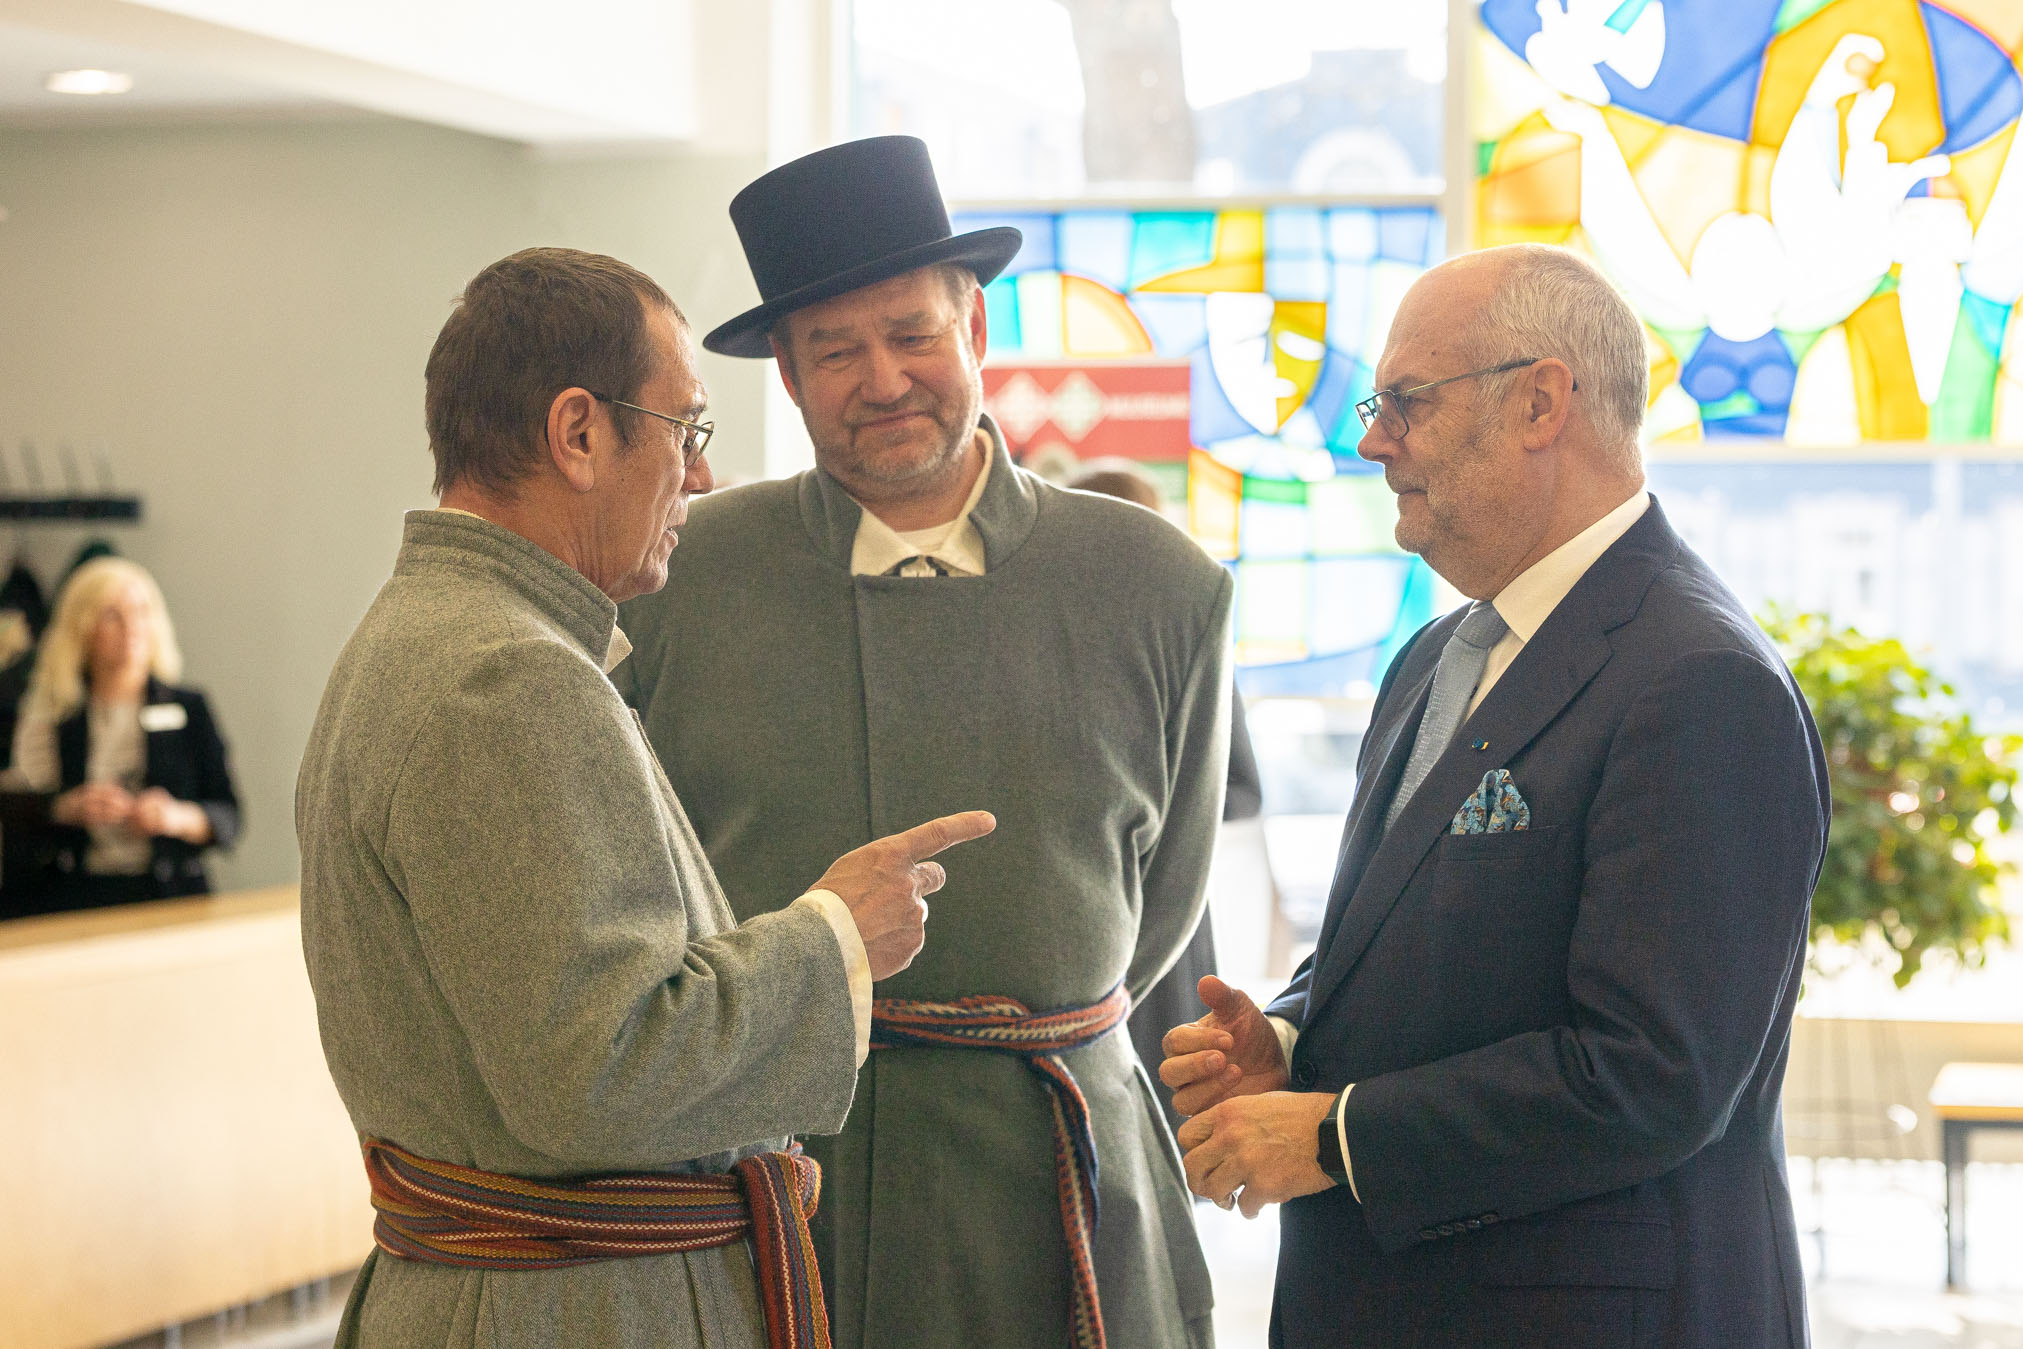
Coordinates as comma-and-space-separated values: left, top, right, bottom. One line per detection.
0, 0, 698, 144
0, 18, 335, 124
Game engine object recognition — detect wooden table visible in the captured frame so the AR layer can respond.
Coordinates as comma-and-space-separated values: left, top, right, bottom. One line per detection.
0, 887, 372, 1348
1928, 1061, 2023, 1290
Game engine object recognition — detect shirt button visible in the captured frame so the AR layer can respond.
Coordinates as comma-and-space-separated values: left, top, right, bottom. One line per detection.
1482, 1213, 1499, 1224
1291, 1061, 1317, 1089
1437, 1223, 1456, 1237
1419, 1228, 1439, 1241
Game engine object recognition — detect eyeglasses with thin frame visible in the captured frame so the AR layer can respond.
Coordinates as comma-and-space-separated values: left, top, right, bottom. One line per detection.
586, 391, 714, 467
1354, 358, 1575, 439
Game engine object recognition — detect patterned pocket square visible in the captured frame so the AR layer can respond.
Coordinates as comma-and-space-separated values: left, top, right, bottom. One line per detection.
1450, 768, 1531, 834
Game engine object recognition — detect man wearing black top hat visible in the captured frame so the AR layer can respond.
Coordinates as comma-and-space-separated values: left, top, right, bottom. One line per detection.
617, 136, 1229, 1348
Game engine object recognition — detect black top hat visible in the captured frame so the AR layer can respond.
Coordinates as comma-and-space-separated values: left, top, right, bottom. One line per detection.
702, 136, 1023, 359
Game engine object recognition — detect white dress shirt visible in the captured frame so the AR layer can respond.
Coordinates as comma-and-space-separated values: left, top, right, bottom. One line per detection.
1274, 489, 1653, 1200
847, 447, 992, 578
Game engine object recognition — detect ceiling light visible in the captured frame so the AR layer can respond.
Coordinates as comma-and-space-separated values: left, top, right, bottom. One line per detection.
45, 70, 134, 96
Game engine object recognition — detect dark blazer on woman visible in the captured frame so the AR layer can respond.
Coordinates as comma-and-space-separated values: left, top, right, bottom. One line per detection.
39, 678, 240, 906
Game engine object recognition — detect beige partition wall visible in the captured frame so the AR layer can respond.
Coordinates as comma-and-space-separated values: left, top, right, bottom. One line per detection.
0, 889, 372, 1349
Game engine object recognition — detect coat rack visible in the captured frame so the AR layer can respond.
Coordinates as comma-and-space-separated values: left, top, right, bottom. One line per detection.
0, 440, 142, 523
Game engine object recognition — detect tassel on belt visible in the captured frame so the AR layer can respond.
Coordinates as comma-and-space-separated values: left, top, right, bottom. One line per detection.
871, 982, 1132, 1349
361, 1137, 830, 1349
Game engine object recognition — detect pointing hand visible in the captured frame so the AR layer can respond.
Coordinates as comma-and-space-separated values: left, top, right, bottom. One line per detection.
812, 811, 997, 980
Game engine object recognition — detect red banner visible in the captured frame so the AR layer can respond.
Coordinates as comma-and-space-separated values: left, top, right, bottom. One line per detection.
982, 361, 1192, 462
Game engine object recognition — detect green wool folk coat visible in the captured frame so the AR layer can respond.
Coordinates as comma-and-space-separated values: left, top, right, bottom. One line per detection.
297, 512, 861, 1349
617, 432, 1233, 1349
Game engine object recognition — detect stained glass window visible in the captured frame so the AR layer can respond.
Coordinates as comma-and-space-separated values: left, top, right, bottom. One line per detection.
1474, 0, 2023, 447
954, 206, 1446, 693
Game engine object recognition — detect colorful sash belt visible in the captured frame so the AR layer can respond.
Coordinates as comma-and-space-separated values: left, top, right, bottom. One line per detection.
361, 1138, 830, 1349
870, 982, 1132, 1349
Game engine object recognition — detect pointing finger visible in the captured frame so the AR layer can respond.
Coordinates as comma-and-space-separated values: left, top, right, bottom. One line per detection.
892, 810, 997, 861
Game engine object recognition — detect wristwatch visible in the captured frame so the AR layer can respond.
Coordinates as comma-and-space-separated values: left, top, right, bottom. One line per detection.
1315, 1089, 1351, 1186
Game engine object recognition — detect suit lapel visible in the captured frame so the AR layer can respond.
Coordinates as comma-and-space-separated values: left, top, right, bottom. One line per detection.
1301, 501, 1684, 1018
1306, 642, 1439, 969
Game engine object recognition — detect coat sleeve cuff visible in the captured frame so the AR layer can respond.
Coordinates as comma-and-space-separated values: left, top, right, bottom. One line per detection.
793, 890, 871, 1066
1336, 1083, 1359, 1202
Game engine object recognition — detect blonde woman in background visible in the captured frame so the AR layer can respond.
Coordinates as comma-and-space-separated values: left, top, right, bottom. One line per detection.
6, 557, 239, 912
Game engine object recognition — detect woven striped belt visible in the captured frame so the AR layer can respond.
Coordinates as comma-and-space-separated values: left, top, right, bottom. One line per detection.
361, 1138, 829, 1349
871, 982, 1132, 1349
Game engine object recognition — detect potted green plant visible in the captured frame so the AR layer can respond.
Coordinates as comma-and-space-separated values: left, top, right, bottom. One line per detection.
1761, 610, 2019, 987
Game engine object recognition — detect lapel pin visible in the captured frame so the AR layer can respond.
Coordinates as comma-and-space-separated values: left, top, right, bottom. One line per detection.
1470, 738, 1490, 752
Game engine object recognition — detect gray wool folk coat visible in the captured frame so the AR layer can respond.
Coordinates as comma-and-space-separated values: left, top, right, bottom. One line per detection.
617, 428, 1232, 1349
298, 512, 859, 1349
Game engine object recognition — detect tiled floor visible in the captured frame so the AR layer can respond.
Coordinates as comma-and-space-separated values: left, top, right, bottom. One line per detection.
1197, 1158, 2023, 1348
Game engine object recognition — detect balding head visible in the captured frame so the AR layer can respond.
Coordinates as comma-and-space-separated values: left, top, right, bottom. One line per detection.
1454, 244, 1648, 473
1359, 244, 1648, 599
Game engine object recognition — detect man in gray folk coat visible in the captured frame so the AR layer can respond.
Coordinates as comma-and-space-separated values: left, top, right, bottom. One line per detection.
298, 247, 991, 1349
618, 139, 1230, 1348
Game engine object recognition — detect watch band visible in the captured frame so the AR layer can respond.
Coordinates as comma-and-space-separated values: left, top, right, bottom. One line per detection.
1315, 1088, 1350, 1185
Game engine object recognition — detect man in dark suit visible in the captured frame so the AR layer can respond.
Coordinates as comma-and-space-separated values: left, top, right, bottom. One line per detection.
1162, 243, 1829, 1347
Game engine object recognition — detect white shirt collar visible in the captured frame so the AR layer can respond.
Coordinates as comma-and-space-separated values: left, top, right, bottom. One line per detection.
602, 627, 632, 674
1490, 490, 1651, 642
847, 441, 993, 578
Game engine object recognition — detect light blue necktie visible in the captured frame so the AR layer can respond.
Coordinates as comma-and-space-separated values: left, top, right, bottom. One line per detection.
1385, 601, 1510, 830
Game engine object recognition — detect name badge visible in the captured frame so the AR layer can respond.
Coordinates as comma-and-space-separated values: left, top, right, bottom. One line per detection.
139, 703, 188, 733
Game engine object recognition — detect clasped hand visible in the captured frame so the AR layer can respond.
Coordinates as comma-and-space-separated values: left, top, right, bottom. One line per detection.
52, 782, 208, 841
1160, 975, 1338, 1218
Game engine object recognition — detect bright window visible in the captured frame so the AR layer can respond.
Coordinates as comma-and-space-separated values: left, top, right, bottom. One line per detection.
853, 0, 1447, 196
860, 0, 2023, 719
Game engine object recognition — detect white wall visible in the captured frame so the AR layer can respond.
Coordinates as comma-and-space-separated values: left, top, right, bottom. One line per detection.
0, 116, 775, 888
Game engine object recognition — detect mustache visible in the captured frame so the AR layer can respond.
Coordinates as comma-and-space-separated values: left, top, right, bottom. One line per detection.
848, 398, 939, 430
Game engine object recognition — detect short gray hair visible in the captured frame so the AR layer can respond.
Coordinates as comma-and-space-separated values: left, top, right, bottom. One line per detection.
1472, 244, 1647, 471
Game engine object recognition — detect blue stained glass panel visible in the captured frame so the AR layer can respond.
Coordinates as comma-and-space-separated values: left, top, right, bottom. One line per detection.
1310, 557, 1409, 655
981, 276, 1022, 348
1375, 559, 1441, 674
1267, 208, 1327, 260
967, 212, 1057, 276
1377, 209, 1435, 264
1129, 212, 1218, 286
1326, 208, 1379, 260
1241, 498, 1311, 559
1479, 0, 1778, 142
1188, 345, 1258, 446
1927, 5, 2023, 152
1266, 256, 1331, 302
1307, 350, 1368, 456
1326, 262, 1373, 356
1057, 211, 1135, 292
1964, 292, 2010, 355
1132, 294, 1210, 356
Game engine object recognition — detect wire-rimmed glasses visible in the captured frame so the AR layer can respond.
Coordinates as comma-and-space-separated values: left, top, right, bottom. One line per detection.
587, 391, 713, 467
1354, 359, 1568, 439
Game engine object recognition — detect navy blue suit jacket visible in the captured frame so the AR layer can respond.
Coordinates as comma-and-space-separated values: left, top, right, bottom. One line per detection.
1265, 500, 1829, 1348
